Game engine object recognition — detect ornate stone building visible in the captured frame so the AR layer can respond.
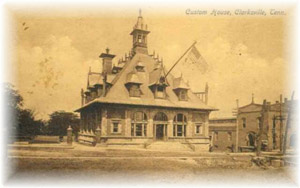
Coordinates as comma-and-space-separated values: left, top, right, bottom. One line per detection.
237, 98, 297, 152
75, 11, 216, 151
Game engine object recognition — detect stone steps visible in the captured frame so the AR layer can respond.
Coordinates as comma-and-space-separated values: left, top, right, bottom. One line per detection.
146, 141, 193, 152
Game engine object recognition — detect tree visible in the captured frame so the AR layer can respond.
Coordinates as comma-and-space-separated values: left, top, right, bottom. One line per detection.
18, 109, 43, 136
47, 111, 80, 137
3, 83, 44, 138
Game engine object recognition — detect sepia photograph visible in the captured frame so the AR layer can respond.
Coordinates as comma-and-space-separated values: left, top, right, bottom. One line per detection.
0, 0, 299, 187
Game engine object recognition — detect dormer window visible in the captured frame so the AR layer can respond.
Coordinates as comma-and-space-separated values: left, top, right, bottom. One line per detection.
129, 84, 141, 97
179, 89, 188, 101
156, 85, 165, 98
173, 76, 189, 101
136, 61, 145, 72
125, 73, 142, 98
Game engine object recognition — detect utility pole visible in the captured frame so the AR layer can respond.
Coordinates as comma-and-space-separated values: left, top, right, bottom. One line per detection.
279, 94, 283, 152
283, 91, 294, 155
257, 99, 267, 156
234, 99, 239, 152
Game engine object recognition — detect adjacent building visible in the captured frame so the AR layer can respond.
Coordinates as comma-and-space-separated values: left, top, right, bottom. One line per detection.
237, 98, 297, 152
209, 117, 237, 152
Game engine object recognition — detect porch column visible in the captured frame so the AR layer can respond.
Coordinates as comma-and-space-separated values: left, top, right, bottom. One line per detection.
134, 124, 136, 136
187, 121, 193, 137
148, 119, 153, 138
163, 125, 167, 141
142, 124, 145, 137
80, 113, 84, 132
204, 114, 209, 137
101, 109, 107, 136
153, 123, 156, 140
125, 109, 131, 137
167, 120, 173, 138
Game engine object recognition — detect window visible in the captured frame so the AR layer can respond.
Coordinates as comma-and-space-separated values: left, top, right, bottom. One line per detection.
214, 131, 218, 141
154, 112, 168, 122
131, 111, 147, 137
142, 36, 146, 43
112, 122, 119, 133
129, 84, 141, 97
97, 87, 103, 97
136, 124, 143, 136
228, 132, 232, 141
177, 125, 183, 136
156, 86, 165, 98
173, 113, 187, 137
179, 90, 188, 101
257, 117, 261, 130
195, 123, 203, 134
136, 66, 144, 72
242, 118, 246, 128
138, 35, 142, 43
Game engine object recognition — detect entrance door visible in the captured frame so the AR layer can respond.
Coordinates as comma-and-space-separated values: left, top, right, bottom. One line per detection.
156, 124, 164, 140
248, 133, 255, 147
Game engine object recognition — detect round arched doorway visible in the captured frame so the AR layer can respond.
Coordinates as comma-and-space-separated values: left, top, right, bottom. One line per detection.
247, 132, 256, 147
153, 112, 168, 140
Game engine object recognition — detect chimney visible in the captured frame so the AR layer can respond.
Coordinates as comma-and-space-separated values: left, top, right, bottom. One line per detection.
205, 83, 209, 104
99, 48, 115, 74
81, 88, 84, 106
284, 98, 288, 104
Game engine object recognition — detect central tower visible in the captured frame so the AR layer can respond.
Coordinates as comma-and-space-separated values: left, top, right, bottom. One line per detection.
130, 9, 150, 55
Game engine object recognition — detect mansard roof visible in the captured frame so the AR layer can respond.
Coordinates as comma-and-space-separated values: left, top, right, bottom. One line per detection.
87, 72, 115, 90
87, 72, 103, 88
173, 76, 190, 90
77, 52, 216, 112
125, 72, 142, 84
148, 64, 169, 87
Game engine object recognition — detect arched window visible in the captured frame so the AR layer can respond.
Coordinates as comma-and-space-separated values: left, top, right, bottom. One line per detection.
242, 118, 246, 128
173, 113, 187, 137
247, 132, 256, 146
138, 35, 142, 43
131, 111, 147, 136
154, 112, 168, 122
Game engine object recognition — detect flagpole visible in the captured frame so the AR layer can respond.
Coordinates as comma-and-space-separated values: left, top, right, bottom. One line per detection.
165, 41, 197, 78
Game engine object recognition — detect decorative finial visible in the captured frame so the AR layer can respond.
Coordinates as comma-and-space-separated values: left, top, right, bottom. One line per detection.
139, 9, 142, 17
89, 66, 91, 73
252, 93, 254, 103
106, 47, 110, 54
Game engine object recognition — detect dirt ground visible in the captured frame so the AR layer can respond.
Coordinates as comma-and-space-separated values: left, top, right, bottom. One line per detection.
5, 144, 299, 187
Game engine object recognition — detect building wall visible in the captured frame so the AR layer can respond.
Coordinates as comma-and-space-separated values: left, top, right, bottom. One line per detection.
237, 102, 297, 151
209, 118, 237, 152
237, 111, 262, 147
80, 104, 211, 146
210, 129, 236, 152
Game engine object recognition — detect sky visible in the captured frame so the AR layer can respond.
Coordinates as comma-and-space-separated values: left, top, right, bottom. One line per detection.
5, 5, 296, 120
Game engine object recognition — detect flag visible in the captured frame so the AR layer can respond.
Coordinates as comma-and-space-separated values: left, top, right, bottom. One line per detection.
183, 46, 208, 74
